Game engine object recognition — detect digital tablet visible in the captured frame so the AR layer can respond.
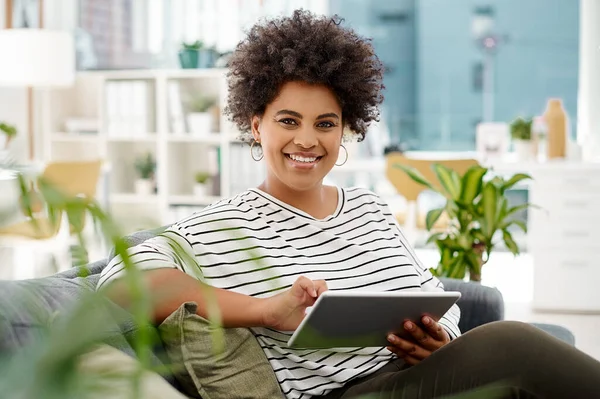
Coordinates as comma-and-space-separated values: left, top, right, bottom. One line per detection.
286, 290, 461, 349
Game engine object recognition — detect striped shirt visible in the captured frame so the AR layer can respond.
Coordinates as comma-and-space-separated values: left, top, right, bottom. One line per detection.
98, 186, 461, 398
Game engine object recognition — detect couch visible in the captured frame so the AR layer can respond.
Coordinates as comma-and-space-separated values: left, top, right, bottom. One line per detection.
0, 228, 576, 392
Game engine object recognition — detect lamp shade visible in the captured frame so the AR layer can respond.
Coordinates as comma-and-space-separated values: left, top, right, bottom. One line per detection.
0, 29, 75, 87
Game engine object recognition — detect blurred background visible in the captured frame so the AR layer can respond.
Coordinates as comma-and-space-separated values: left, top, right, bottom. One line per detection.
0, 0, 599, 360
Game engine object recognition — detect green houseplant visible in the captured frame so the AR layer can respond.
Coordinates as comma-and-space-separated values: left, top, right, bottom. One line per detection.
510, 117, 535, 161
187, 95, 217, 135
193, 171, 212, 197
133, 152, 156, 195
0, 121, 17, 150
394, 163, 534, 281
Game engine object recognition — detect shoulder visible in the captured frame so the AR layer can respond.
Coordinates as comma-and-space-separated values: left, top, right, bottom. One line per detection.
171, 190, 267, 232
343, 186, 389, 208
341, 186, 393, 217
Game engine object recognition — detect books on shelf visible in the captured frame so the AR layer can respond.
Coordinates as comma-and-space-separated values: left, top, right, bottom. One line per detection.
167, 80, 186, 134
105, 80, 152, 136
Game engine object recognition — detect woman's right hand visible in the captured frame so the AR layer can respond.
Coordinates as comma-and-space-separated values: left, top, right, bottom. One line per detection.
262, 276, 328, 331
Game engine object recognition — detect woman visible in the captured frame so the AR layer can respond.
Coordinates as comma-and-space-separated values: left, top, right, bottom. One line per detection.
98, 10, 600, 399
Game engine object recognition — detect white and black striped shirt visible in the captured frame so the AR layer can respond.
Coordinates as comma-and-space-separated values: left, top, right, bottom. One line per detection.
98, 187, 461, 398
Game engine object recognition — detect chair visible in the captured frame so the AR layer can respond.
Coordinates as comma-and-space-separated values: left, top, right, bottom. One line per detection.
385, 153, 479, 236
0, 160, 103, 279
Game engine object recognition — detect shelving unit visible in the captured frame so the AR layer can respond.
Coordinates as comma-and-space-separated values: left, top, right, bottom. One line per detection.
43, 69, 265, 229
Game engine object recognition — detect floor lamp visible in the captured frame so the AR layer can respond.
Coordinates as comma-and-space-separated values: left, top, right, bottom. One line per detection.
0, 29, 75, 160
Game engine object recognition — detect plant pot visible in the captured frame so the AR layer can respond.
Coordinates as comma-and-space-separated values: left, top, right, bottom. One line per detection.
187, 113, 212, 135
178, 49, 199, 69
134, 179, 154, 196
198, 49, 216, 68
513, 140, 535, 161
193, 183, 208, 197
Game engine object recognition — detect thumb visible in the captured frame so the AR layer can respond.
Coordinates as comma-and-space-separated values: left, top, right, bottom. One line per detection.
293, 276, 317, 299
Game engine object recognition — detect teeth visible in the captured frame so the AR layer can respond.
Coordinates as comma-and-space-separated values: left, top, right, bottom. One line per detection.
289, 154, 318, 163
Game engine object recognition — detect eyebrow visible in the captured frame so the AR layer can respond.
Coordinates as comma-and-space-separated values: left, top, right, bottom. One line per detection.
274, 110, 340, 120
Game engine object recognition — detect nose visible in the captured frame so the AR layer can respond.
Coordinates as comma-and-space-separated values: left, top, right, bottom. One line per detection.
293, 126, 318, 149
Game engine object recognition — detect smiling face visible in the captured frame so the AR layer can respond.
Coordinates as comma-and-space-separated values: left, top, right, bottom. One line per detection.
251, 81, 343, 193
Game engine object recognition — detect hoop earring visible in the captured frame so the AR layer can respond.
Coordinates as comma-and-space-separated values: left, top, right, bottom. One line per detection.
335, 144, 348, 166
250, 140, 264, 161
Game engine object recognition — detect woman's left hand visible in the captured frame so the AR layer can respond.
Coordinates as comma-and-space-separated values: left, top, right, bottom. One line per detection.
386, 316, 450, 366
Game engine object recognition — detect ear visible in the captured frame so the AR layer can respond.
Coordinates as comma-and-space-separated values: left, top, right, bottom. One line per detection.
251, 115, 261, 142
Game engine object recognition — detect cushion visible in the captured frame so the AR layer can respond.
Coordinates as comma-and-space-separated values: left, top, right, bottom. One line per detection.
158, 302, 283, 399
78, 344, 188, 399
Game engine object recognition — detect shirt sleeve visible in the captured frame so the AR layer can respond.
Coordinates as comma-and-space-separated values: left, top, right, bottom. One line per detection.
96, 224, 199, 291
376, 193, 462, 339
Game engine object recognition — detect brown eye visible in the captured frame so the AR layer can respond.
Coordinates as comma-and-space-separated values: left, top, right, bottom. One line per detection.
278, 118, 298, 126
317, 121, 336, 129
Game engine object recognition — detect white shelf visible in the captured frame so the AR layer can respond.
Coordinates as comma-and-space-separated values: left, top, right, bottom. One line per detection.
107, 135, 158, 143
43, 69, 254, 226
169, 195, 221, 206
111, 193, 160, 204
90, 68, 227, 81
51, 133, 100, 143
167, 134, 222, 144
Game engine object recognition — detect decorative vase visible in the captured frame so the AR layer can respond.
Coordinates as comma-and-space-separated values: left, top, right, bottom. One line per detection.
178, 49, 199, 69
513, 139, 535, 161
544, 98, 567, 159
187, 113, 213, 135
134, 179, 154, 195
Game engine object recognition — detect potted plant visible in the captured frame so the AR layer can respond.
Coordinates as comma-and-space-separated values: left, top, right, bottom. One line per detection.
178, 41, 217, 69
395, 162, 535, 282
178, 40, 202, 69
193, 171, 211, 197
133, 152, 156, 195
510, 117, 535, 161
187, 96, 216, 136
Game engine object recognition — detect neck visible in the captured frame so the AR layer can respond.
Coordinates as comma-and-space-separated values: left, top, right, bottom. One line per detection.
258, 176, 331, 218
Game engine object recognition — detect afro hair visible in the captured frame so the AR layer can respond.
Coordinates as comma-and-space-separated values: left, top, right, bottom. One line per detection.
224, 9, 385, 142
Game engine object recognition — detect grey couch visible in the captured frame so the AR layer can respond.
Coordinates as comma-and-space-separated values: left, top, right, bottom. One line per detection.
0, 228, 576, 390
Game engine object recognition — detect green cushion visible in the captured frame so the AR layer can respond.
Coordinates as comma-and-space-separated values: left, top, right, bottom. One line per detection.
158, 302, 283, 399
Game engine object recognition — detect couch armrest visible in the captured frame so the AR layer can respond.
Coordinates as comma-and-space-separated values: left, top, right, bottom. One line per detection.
439, 278, 505, 333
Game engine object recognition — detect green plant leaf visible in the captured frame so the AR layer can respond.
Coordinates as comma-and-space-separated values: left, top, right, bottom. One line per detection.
458, 166, 488, 204
425, 232, 445, 245
432, 164, 461, 199
507, 219, 528, 233
502, 173, 532, 192
425, 207, 444, 231
465, 250, 482, 277
480, 182, 498, 237
502, 229, 519, 255
392, 164, 436, 192
448, 253, 466, 279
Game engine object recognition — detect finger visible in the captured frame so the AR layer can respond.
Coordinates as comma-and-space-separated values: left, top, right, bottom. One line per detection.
403, 321, 437, 351
314, 280, 328, 296
386, 343, 422, 366
421, 316, 450, 343
387, 334, 431, 361
294, 276, 317, 298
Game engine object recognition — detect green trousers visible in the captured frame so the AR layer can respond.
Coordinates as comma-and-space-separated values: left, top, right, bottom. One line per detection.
320, 321, 600, 399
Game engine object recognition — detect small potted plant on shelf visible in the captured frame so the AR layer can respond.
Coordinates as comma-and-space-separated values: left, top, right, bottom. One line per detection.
178, 40, 202, 69
133, 152, 156, 195
395, 162, 536, 282
510, 117, 535, 161
193, 171, 211, 197
187, 95, 217, 136
178, 41, 217, 69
